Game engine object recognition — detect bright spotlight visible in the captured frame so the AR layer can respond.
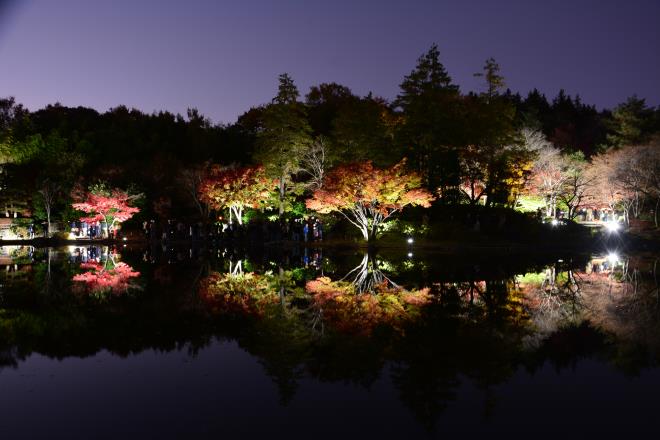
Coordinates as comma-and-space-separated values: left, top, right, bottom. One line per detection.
551, 219, 559, 227
407, 252, 413, 258
605, 221, 620, 233
407, 237, 414, 244
607, 252, 619, 265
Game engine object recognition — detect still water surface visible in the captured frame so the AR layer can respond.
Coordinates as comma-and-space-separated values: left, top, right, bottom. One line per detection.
0, 245, 658, 438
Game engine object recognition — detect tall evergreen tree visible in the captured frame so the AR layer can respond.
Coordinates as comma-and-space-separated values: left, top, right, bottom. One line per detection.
394, 44, 462, 193
606, 95, 654, 147
255, 74, 312, 216
474, 57, 505, 102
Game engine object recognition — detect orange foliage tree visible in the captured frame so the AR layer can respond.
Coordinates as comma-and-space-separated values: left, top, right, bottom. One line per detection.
199, 165, 277, 225
306, 160, 435, 240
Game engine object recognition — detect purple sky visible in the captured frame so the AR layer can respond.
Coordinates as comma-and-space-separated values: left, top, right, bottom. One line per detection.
1, 0, 659, 124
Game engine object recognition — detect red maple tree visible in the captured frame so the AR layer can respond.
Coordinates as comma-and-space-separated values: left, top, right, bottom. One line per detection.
72, 188, 140, 237
306, 160, 434, 240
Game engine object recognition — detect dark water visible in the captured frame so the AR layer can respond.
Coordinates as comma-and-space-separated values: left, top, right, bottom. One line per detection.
0, 244, 658, 438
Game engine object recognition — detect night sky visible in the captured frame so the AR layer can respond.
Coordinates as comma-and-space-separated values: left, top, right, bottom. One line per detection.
1, 0, 658, 124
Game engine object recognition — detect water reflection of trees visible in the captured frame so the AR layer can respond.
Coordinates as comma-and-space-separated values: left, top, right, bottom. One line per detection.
1, 247, 659, 431
70, 247, 141, 296
342, 253, 400, 293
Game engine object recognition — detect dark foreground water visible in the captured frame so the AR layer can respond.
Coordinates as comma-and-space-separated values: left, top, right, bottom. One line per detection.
0, 244, 658, 438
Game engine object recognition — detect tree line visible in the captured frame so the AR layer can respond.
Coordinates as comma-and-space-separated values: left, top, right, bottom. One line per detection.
1, 44, 659, 238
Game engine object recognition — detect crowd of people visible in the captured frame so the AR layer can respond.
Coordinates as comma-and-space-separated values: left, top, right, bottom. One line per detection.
139, 216, 325, 244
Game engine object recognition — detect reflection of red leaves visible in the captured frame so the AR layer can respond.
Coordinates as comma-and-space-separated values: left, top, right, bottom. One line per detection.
306, 276, 431, 336
73, 261, 140, 295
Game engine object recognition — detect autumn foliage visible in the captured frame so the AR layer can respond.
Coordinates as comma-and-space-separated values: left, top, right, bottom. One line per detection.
306, 276, 431, 336
198, 271, 280, 316
306, 160, 435, 239
72, 260, 141, 296
199, 165, 277, 224
72, 188, 140, 236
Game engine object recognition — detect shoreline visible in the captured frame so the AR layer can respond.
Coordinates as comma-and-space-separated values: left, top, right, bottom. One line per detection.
1, 233, 652, 255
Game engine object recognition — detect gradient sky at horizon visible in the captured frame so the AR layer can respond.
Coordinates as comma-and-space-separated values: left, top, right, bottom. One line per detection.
1, 0, 659, 124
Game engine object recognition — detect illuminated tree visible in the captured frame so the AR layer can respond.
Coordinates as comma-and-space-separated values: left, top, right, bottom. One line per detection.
589, 141, 660, 225
72, 186, 140, 237
300, 136, 328, 190
72, 255, 140, 296
558, 152, 595, 219
458, 144, 488, 204
458, 139, 533, 207
306, 160, 435, 240
255, 73, 313, 216
0, 97, 38, 165
585, 149, 632, 217
199, 165, 277, 225
528, 144, 568, 217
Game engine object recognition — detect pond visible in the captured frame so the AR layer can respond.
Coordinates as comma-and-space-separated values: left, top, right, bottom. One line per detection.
0, 244, 658, 438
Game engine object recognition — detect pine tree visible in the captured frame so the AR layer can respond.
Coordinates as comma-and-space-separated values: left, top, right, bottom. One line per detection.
255, 74, 312, 216
394, 44, 461, 192
474, 57, 505, 102
606, 95, 653, 147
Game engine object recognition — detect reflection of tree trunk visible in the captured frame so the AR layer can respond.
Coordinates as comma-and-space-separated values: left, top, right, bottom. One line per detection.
279, 266, 285, 306
342, 254, 399, 294
45, 248, 52, 296
229, 259, 243, 276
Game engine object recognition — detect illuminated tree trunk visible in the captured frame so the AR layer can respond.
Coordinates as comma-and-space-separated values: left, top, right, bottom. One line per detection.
229, 206, 243, 225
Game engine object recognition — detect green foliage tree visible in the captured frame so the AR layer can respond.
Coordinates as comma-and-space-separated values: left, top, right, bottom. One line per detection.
31, 131, 85, 235
474, 57, 505, 102
255, 74, 313, 216
606, 95, 655, 147
459, 58, 521, 206
332, 94, 399, 166
394, 44, 462, 192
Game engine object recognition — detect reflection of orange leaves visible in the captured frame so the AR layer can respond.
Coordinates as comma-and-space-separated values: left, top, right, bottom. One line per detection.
199, 272, 279, 317
72, 262, 140, 295
306, 276, 431, 336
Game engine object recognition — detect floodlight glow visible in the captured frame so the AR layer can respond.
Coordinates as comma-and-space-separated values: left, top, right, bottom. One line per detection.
407, 237, 414, 244
605, 221, 620, 233
407, 252, 413, 258
607, 252, 619, 265
551, 219, 559, 226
